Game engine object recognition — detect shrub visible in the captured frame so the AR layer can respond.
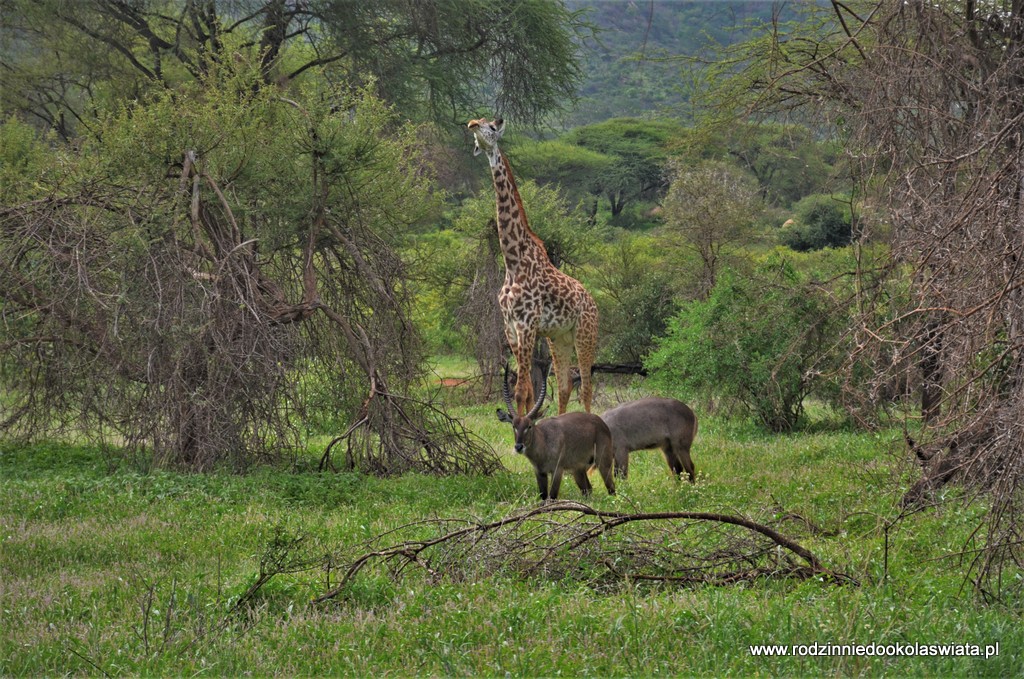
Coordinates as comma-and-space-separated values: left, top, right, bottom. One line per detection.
0, 66, 498, 475
780, 194, 852, 251
645, 257, 844, 431
591, 236, 685, 364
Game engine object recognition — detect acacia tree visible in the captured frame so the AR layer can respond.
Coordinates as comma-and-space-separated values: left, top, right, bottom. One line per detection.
0, 0, 586, 472
515, 140, 613, 222
0, 0, 588, 137
0, 63, 501, 474
563, 118, 683, 218
701, 0, 1024, 594
661, 160, 762, 299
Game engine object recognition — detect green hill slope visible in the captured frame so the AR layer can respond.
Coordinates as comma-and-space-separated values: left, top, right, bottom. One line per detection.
568, 1, 796, 124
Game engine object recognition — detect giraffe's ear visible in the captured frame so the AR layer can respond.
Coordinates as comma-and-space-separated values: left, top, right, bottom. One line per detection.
494, 118, 505, 137
473, 138, 482, 157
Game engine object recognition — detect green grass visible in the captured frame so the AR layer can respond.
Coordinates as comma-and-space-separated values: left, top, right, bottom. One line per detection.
2, 390, 1022, 676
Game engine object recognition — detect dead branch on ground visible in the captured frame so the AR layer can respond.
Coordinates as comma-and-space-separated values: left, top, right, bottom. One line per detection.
308, 501, 856, 604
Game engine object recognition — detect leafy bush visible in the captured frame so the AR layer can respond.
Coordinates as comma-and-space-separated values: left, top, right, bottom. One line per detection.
591, 236, 684, 364
0, 115, 51, 203
780, 194, 852, 251
645, 257, 844, 431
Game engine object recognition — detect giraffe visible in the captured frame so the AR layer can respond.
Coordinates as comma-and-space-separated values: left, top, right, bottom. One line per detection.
468, 117, 598, 416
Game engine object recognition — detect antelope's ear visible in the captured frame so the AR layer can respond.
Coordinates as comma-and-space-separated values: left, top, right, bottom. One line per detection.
496, 408, 513, 423
533, 406, 548, 422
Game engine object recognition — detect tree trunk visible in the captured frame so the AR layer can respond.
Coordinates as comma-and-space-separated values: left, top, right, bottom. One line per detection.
921, 320, 942, 423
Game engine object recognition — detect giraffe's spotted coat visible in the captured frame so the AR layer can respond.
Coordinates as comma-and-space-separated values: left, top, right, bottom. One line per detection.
469, 117, 599, 416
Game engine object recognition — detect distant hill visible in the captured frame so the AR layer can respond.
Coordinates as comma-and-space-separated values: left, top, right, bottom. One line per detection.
566, 1, 793, 125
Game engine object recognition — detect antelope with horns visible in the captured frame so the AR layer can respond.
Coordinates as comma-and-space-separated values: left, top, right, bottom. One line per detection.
496, 366, 616, 502
600, 397, 698, 482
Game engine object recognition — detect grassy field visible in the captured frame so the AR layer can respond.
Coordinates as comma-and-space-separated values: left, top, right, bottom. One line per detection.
1, 377, 1022, 676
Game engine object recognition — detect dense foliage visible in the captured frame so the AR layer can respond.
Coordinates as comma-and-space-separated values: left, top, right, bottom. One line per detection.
779, 194, 854, 251
647, 256, 845, 431
565, 0, 798, 124
696, 0, 1024, 595
0, 0, 590, 135
589, 236, 683, 365
0, 0, 597, 472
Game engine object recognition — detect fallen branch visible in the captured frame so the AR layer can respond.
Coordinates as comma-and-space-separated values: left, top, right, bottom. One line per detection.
311, 501, 855, 604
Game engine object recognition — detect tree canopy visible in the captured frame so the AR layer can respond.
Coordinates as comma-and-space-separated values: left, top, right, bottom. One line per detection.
661, 160, 763, 298
0, 0, 590, 138
561, 117, 683, 217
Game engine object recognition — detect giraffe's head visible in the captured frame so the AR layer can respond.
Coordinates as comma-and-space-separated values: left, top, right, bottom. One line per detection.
468, 117, 505, 159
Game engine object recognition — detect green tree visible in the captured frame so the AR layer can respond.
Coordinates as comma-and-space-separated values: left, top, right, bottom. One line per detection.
646, 257, 843, 432
0, 63, 497, 474
0, 0, 589, 137
590, 235, 682, 365
563, 117, 684, 218
720, 123, 839, 207
661, 160, 763, 298
780, 194, 853, 251
514, 139, 614, 220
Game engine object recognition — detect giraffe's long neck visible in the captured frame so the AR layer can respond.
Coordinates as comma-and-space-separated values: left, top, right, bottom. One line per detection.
489, 152, 548, 272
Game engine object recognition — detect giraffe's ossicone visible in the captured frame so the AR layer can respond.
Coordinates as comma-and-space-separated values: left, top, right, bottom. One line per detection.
469, 117, 599, 416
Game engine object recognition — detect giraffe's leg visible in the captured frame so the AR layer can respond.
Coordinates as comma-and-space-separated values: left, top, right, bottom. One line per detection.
547, 335, 573, 415
503, 317, 536, 417
512, 326, 537, 417
574, 310, 599, 413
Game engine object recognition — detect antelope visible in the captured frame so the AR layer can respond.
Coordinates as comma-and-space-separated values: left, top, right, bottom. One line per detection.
496, 367, 616, 502
600, 397, 698, 482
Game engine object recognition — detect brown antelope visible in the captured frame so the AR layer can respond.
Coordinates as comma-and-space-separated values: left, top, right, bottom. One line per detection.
496, 367, 616, 501
600, 397, 698, 482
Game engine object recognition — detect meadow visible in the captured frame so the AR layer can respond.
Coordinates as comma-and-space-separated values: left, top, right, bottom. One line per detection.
1, 373, 1021, 676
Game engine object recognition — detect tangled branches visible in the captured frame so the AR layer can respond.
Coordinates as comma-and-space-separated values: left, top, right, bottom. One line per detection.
307, 502, 854, 603
0, 83, 499, 475
454, 219, 506, 398
715, 0, 1024, 595
319, 386, 499, 476
819, 6, 1024, 593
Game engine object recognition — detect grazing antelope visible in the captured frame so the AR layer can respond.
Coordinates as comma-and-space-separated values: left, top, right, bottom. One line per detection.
496, 367, 616, 501
600, 397, 698, 482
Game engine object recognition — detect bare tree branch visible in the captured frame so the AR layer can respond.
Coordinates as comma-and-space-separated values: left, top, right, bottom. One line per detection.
311, 501, 855, 604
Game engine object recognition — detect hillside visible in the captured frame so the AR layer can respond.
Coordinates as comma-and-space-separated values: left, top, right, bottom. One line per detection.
567, 1, 796, 125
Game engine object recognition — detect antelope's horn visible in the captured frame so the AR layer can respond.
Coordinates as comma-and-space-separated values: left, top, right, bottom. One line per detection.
525, 365, 549, 420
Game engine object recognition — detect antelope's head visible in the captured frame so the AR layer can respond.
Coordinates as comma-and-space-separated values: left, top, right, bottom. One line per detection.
496, 363, 547, 454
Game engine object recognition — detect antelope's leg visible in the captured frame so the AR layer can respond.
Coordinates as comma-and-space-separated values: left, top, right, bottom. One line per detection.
572, 469, 592, 496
